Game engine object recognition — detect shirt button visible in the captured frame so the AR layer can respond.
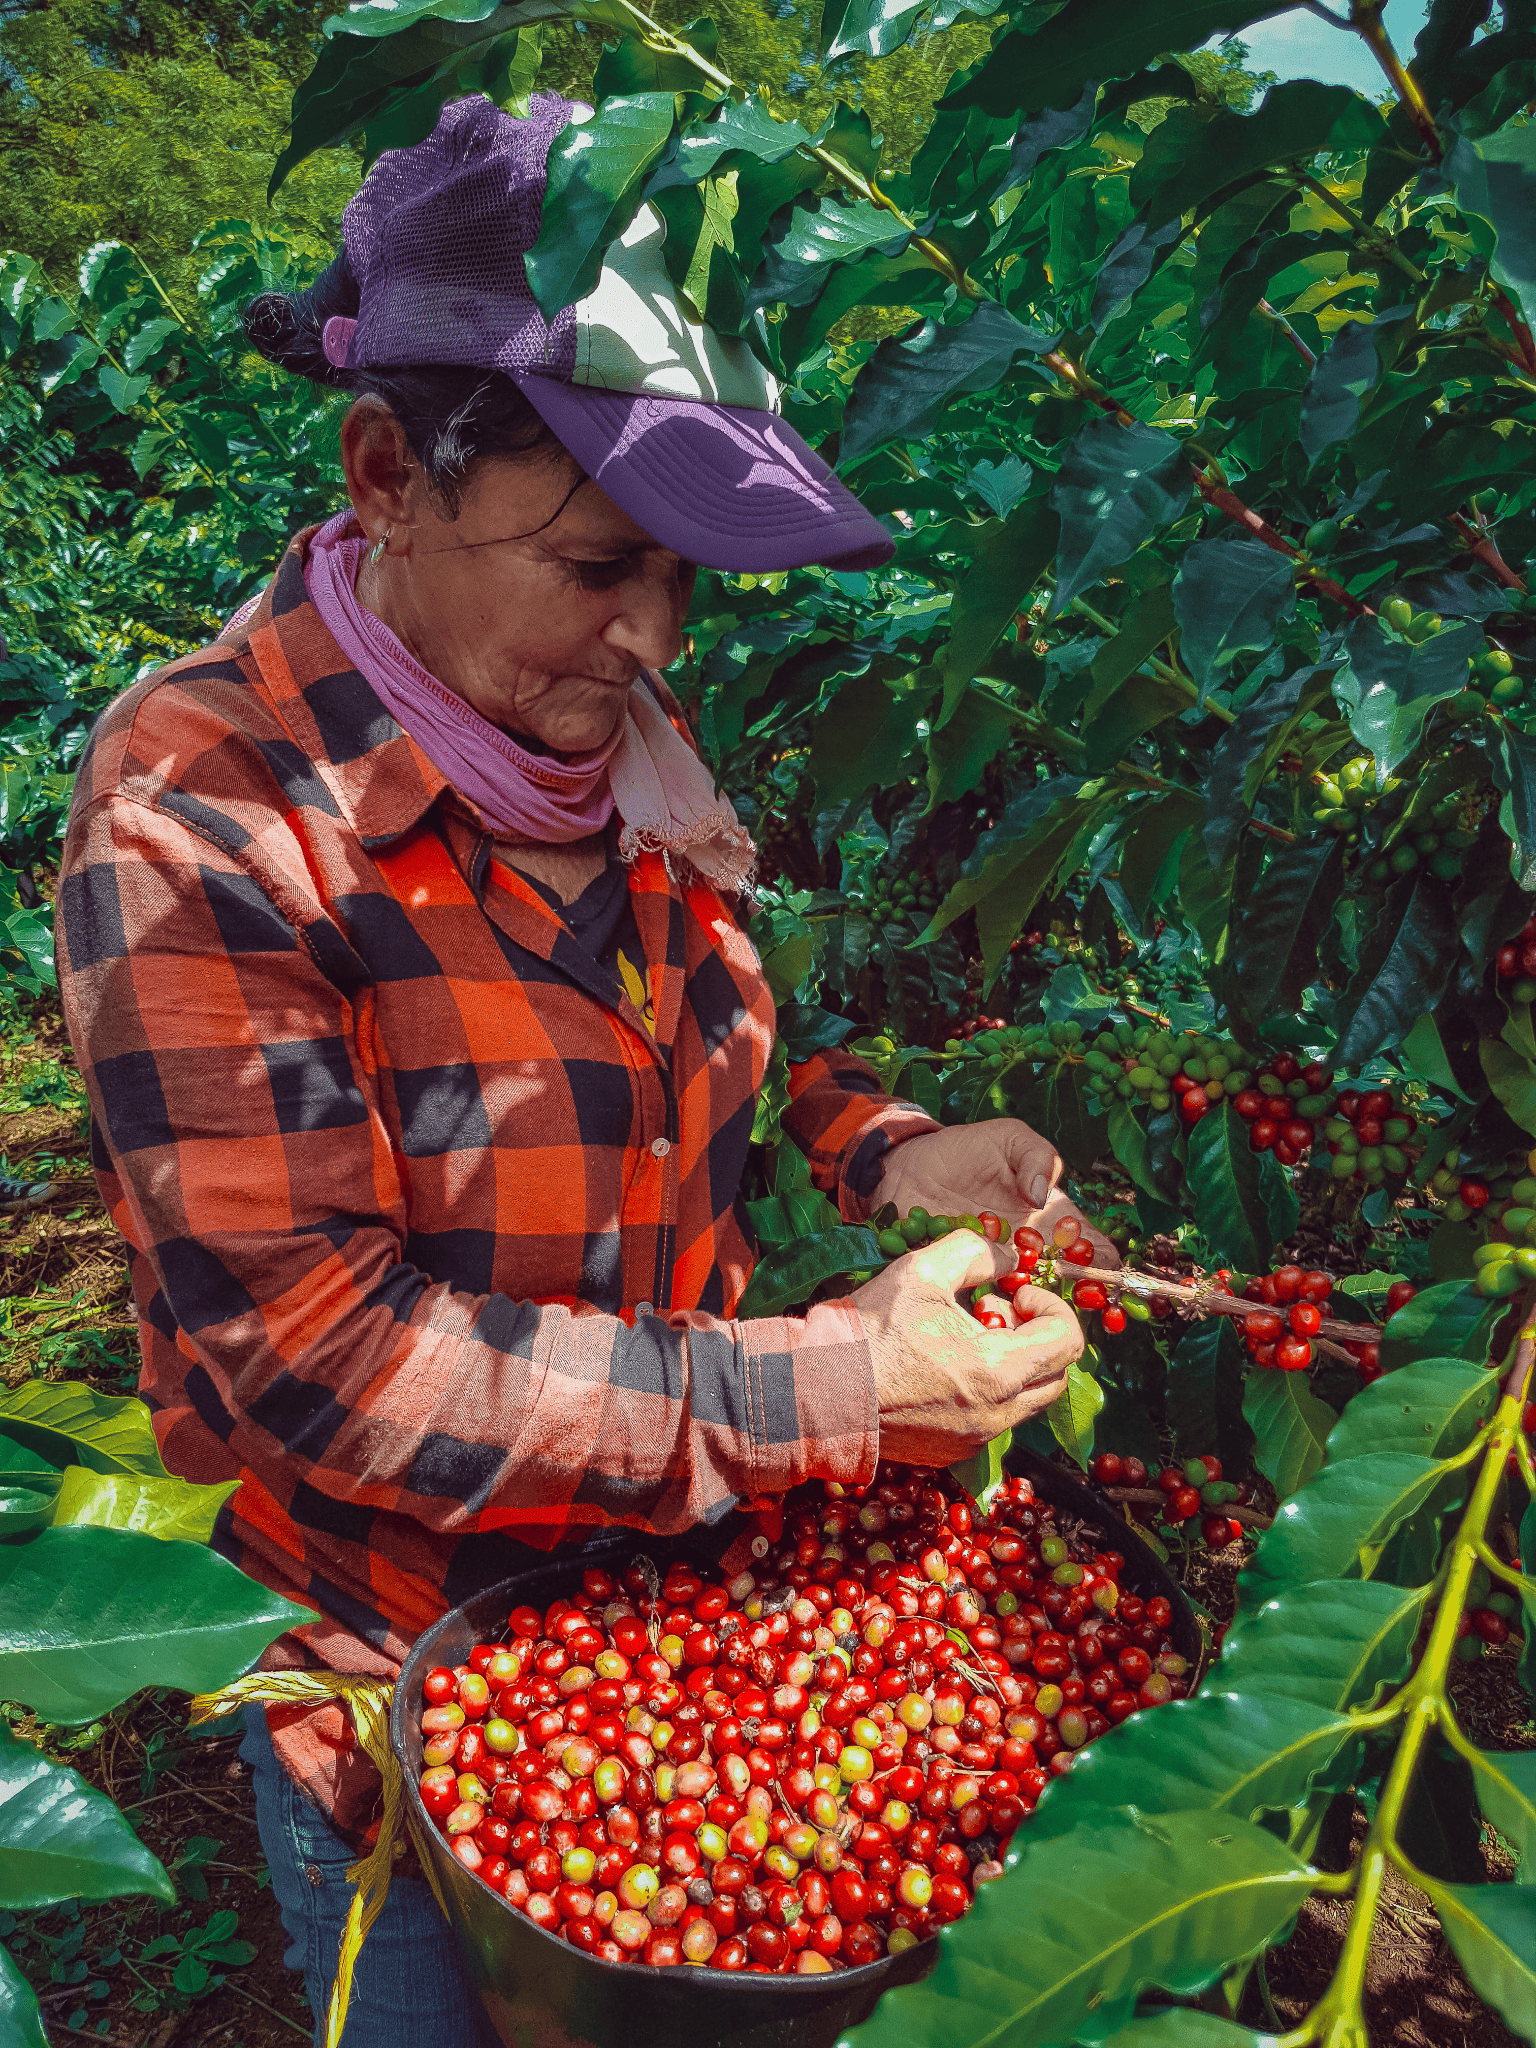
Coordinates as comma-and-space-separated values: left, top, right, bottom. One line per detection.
636, 1302, 654, 1318
651, 1137, 672, 1159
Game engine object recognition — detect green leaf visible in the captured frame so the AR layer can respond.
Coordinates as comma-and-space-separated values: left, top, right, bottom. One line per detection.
839, 305, 1058, 472
1324, 1358, 1499, 1463
735, 1226, 884, 1318
1080, 585, 1179, 724
1446, 118, 1536, 332
935, 494, 1056, 724
274, 0, 626, 195
810, 673, 930, 810
1466, 1746, 1536, 1882
1203, 666, 1332, 873
1481, 1036, 1536, 1139
926, 775, 1088, 938
0, 1527, 310, 1725
0, 1943, 47, 2048
1243, 1370, 1335, 1502
941, 0, 1296, 119
949, 1429, 1011, 1512
1332, 616, 1481, 783
1334, 872, 1459, 1071
926, 687, 1024, 809
1050, 417, 1190, 612
123, 322, 180, 380
1298, 308, 1411, 466
97, 364, 152, 413
1241, 1453, 1467, 1601
837, 1808, 1313, 2048
1086, 2015, 1279, 2048
526, 97, 676, 315
1165, 1317, 1251, 1474
0, 1382, 168, 1478
1028, 1692, 1359, 1838
1493, 726, 1536, 893
1185, 1103, 1273, 1271
593, 15, 719, 94
1378, 1279, 1498, 1372
0, 1486, 55, 1539
820, 0, 927, 61
1216, 1580, 1429, 1713
1134, 80, 1387, 234
1173, 538, 1297, 695
1425, 1880, 1536, 2041
49, 1468, 239, 1544
0, 1724, 173, 1910
1402, 1009, 1474, 1102
1046, 1360, 1103, 1469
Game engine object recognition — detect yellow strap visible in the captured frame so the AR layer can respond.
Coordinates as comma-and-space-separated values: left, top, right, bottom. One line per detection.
189, 1672, 410, 2048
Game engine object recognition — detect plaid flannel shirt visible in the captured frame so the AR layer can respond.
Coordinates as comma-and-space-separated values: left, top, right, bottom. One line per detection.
57, 525, 938, 1833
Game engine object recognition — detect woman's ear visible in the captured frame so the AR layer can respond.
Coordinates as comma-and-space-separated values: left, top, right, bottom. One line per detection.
339, 396, 426, 545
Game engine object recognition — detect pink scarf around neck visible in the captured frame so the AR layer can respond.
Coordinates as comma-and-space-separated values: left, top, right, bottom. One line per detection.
299, 512, 754, 893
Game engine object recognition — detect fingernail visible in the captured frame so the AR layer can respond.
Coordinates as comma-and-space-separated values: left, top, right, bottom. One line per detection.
1028, 1175, 1050, 1206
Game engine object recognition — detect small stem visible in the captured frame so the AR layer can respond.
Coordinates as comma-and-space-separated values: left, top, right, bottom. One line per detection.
1192, 468, 1370, 617
1488, 284, 1536, 376
1296, 169, 1430, 285
1101, 1484, 1274, 1530
1448, 511, 1529, 594
1251, 818, 1300, 845
1259, 297, 1318, 368
1066, 599, 1234, 723
1295, 1314, 1530, 2041
1348, 0, 1441, 159
1068, 1263, 1384, 1346
612, 0, 973, 292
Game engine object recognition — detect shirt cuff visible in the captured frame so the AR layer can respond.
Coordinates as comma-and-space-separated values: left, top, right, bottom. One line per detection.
840, 1105, 942, 1221
741, 1298, 878, 1496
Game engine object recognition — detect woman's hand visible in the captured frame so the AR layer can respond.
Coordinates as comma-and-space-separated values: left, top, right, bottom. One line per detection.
871, 1119, 1120, 1266
851, 1229, 1083, 1467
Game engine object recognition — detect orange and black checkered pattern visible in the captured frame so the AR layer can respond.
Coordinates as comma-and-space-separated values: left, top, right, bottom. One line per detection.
57, 525, 938, 1833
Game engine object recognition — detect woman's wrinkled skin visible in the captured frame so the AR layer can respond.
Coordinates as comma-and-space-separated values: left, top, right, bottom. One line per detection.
342, 395, 696, 757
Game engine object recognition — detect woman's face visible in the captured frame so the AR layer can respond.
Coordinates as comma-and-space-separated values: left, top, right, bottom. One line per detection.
341, 398, 697, 756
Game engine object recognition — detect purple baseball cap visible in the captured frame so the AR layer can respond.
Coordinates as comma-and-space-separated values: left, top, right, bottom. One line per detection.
321, 94, 894, 575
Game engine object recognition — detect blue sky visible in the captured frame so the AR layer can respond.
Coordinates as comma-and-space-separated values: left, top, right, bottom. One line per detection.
1207, 1, 1430, 95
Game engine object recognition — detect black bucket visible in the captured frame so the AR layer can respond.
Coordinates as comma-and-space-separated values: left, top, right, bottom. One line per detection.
389, 1450, 1198, 2048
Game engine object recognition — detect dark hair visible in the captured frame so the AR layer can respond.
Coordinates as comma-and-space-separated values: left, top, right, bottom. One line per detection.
244, 250, 570, 515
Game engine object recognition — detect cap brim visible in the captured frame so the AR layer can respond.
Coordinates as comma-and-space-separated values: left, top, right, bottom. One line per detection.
513, 376, 895, 574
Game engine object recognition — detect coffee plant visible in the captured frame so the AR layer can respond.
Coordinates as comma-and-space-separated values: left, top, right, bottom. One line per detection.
0, 1382, 306, 2045
3, 0, 1536, 2035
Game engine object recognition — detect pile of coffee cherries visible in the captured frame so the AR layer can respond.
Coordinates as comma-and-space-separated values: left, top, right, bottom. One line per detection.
414, 1468, 1190, 1972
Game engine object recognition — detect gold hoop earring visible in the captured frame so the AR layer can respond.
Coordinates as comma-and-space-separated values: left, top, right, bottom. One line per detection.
368, 528, 391, 566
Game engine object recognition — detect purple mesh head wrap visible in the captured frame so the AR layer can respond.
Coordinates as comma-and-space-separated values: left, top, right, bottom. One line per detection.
326, 94, 895, 574
337, 94, 580, 381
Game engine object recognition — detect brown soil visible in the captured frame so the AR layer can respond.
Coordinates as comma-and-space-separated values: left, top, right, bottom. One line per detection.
9, 1694, 311, 2048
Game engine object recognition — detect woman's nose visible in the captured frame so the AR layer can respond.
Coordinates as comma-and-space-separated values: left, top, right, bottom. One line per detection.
603, 560, 693, 669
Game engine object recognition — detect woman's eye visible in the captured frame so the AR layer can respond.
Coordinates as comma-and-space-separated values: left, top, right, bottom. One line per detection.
566, 557, 633, 591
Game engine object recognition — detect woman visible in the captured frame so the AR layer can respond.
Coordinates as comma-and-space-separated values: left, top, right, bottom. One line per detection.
58, 93, 1094, 2045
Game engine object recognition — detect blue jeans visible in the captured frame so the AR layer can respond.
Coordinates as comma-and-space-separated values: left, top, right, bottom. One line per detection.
241, 1707, 502, 2048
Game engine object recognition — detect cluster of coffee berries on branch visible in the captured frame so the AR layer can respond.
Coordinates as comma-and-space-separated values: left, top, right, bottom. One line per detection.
840, 854, 940, 930
1432, 1145, 1536, 1235
415, 1468, 1190, 1971
1314, 1085, 1421, 1188
1495, 910, 1536, 1004
1081, 1024, 1259, 1125
1090, 1452, 1251, 1551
